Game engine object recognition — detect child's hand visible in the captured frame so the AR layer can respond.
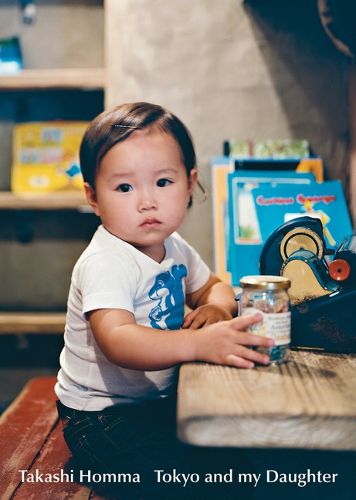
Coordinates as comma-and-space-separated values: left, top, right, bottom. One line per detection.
193, 313, 273, 368
183, 304, 233, 329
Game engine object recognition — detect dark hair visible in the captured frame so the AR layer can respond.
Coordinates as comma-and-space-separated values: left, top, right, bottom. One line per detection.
80, 102, 197, 193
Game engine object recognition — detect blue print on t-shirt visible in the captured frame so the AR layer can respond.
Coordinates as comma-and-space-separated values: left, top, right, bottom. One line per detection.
148, 264, 187, 330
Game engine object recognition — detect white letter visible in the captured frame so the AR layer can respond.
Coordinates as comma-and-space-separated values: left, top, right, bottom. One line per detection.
252, 473, 261, 487
267, 470, 279, 483
80, 470, 91, 482
154, 470, 164, 483
18, 470, 27, 482
224, 469, 233, 483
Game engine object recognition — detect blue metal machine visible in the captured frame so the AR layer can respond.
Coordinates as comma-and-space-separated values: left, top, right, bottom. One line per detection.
259, 216, 356, 353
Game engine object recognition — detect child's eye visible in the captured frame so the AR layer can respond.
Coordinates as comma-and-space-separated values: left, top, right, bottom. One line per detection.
116, 183, 133, 192
157, 178, 172, 187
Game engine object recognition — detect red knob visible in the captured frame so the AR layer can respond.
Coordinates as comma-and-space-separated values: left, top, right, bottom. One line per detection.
328, 259, 351, 281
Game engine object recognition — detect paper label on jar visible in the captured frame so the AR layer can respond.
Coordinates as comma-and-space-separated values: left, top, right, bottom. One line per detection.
242, 308, 291, 345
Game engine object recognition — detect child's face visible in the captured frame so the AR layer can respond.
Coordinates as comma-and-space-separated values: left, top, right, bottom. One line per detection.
85, 128, 197, 261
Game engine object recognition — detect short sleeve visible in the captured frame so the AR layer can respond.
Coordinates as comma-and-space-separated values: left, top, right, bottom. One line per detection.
174, 234, 211, 293
77, 251, 138, 315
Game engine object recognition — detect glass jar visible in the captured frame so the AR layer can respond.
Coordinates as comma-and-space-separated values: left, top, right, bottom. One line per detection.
239, 275, 291, 364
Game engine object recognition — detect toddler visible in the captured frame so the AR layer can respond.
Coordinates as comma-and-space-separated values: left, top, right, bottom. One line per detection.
55, 102, 272, 498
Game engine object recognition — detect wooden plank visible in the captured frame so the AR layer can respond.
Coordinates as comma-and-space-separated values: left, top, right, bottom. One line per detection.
14, 423, 94, 500
0, 377, 58, 498
0, 312, 66, 334
0, 192, 90, 211
0, 68, 105, 90
177, 351, 356, 450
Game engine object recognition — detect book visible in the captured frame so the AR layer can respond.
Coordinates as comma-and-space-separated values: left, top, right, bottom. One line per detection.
224, 138, 310, 159
0, 36, 23, 75
11, 121, 88, 194
211, 157, 234, 283
227, 177, 353, 285
211, 158, 317, 283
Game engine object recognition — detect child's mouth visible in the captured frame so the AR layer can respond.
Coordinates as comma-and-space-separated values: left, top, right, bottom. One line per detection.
140, 218, 161, 228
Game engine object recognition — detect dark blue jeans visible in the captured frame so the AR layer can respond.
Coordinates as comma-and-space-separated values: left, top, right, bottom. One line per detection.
57, 398, 254, 499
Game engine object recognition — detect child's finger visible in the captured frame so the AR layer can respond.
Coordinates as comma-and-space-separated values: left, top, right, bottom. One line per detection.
232, 344, 270, 365
229, 313, 263, 330
182, 311, 194, 328
234, 331, 274, 347
189, 316, 207, 329
225, 354, 255, 369
182, 310, 196, 328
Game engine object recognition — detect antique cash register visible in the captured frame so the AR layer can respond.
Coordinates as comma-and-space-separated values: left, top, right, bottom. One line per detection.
259, 216, 356, 352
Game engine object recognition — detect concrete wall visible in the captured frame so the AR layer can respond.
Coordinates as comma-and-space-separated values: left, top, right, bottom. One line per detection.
0, 0, 351, 309
0, 0, 103, 70
106, 0, 351, 266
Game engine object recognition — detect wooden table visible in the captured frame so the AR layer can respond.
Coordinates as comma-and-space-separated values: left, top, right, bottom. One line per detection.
177, 350, 356, 451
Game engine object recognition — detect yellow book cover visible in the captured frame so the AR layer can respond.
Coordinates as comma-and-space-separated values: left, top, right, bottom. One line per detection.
11, 121, 88, 193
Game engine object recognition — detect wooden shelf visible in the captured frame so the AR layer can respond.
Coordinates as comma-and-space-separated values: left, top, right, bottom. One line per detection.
0, 312, 66, 334
0, 68, 105, 90
0, 191, 91, 211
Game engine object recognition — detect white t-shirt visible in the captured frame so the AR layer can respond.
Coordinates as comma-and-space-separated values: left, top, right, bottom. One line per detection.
55, 225, 210, 410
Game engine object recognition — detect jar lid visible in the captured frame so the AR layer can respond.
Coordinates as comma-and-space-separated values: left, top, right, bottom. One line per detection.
240, 275, 291, 290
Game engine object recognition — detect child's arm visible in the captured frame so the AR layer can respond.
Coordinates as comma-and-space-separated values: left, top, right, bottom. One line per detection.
184, 273, 237, 328
87, 308, 271, 371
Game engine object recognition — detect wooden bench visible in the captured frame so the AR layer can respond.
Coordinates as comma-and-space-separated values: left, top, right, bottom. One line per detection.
0, 376, 104, 499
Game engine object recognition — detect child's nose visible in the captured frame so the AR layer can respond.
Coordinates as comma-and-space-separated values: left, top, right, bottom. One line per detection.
138, 193, 157, 211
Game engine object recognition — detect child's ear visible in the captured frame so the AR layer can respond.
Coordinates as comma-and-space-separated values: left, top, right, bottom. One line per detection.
84, 182, 100, 216
188, 168, 198, 195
